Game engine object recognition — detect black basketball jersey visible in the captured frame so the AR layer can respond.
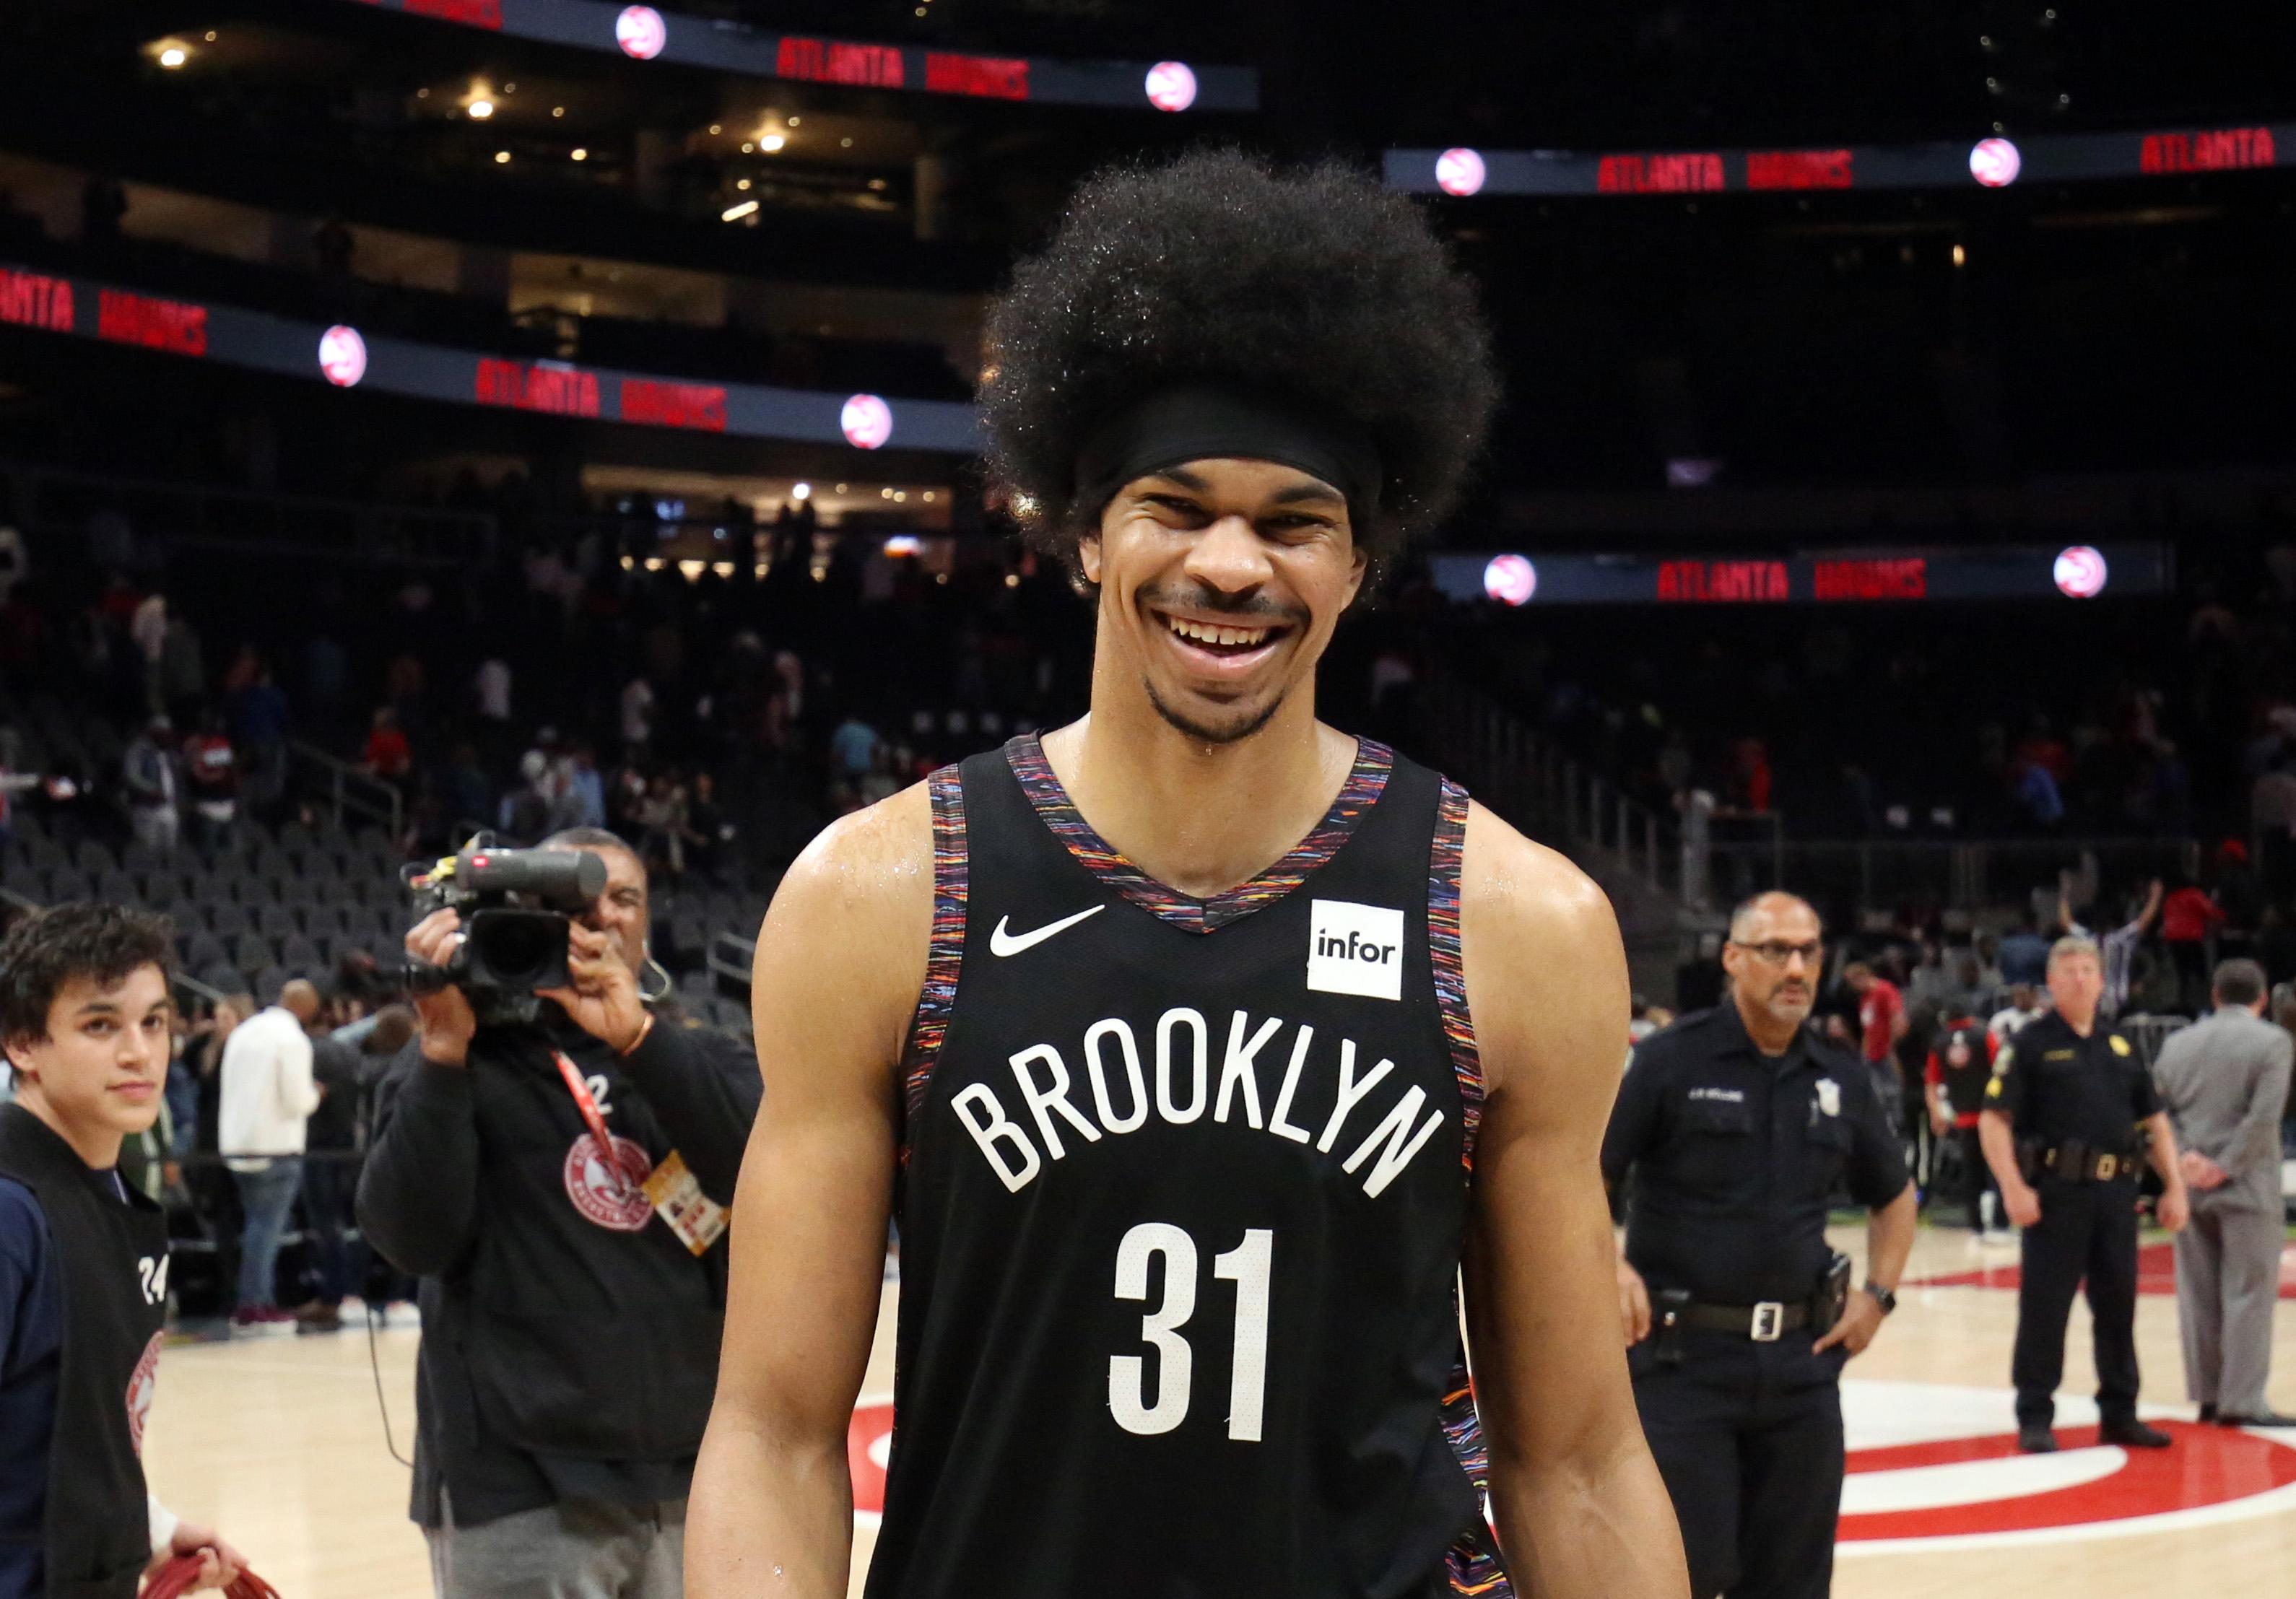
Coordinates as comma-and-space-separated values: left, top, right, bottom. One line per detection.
866, 733, 1508, 1599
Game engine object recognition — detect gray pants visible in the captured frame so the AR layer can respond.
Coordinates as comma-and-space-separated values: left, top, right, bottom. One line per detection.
2175, 1198, 2282, 1418
427, 1495, 685, 1599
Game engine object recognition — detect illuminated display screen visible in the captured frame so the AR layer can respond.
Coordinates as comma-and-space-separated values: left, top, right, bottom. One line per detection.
1432, 546, 2170, 607
1388, 122, 2290, 198
342, 0, 1258, 111
0, 261, 978, 453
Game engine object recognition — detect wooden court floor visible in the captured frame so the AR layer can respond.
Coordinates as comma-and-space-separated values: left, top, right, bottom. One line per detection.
142, 1224, 2296, 1598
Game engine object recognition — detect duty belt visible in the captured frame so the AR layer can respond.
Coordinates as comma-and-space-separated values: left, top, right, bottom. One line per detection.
1677, 1299, 1813, 1342
2039, 1141, 2138, 1182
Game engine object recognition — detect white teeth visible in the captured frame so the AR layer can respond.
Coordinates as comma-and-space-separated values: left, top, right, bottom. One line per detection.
1166, 616, 1271, 649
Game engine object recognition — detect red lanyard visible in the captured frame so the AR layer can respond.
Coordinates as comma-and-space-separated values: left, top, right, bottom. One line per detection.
552, 1050, 640, 1186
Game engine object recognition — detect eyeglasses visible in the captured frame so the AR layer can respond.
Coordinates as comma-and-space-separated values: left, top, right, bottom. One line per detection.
1730, 939, 1825, 967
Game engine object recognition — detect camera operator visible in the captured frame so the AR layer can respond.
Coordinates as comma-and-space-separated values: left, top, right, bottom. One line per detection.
356, 828, 761, 1598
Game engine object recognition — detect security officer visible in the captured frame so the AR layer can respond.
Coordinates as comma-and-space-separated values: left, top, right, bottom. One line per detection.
1978, 934, 2191, 1454
1606, 891, 1916, 1599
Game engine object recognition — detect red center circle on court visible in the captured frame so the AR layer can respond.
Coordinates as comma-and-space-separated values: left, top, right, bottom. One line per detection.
1842, 1420, 2296, 1542
851, 1396, 2296, 1543
851, 1401, 895, 1518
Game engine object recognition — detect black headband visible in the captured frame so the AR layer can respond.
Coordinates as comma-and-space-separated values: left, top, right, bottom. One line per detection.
1071, 384, 1383, 526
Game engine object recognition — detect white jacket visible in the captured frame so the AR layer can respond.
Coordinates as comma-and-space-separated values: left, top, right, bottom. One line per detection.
219, 1006, 321, 1172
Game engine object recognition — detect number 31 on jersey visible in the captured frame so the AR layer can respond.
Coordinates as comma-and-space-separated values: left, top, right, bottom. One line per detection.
1109, 1222, 1272, 1442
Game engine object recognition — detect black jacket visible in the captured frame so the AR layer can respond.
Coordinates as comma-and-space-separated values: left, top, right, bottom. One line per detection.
357, 1006, 761, 1528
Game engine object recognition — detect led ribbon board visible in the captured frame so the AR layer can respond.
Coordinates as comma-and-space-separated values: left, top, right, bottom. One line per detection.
0, 261, 979, 452
1390, 123, 2288, 197
1432, 546, 2170, 606
341, 0, 1258, 111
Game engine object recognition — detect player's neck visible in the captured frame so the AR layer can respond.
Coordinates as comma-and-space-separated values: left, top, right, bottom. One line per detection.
14, 1084, 125, 1172
1044, 688, 1356, 900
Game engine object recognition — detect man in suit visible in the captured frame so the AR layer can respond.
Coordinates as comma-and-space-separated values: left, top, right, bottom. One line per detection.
2152, 958, 2294, 1428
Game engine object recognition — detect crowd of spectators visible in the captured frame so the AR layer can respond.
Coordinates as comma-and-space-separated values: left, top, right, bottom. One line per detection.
0, 489, 1091, 895
1469, 504, 2296, 851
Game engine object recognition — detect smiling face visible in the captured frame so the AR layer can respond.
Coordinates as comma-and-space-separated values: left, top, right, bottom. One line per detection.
4, 965, 173, 1158
1081, 457, 1365, 745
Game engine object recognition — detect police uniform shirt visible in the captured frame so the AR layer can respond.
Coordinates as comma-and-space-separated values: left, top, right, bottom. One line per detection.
1982, 1011, 2158, 1151
1602, 1005, 1909, 1305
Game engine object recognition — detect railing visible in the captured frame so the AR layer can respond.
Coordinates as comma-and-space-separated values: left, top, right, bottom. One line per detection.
1702, 836, 2204, 916
1, 460, 497, 569
708, 930, 757, 991
1422, 666, 1674, 901
290, 741, 404, 840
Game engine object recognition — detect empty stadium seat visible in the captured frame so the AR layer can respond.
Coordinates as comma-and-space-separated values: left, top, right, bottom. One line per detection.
208, 902, 249, 940
279, 934, 326, 975
181, 931, 228, 972
74, 840, 117, 875
232, 934, 275, 976
258, 904, 302, 941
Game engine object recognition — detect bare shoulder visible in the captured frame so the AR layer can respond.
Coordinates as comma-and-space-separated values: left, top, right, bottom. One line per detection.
753, 780, 936, 1068
1456, 798, 1629, 1104
1458, 798, 1618, 957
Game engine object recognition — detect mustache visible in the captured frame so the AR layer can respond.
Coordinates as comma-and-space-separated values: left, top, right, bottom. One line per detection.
1138, 581, 1308, 627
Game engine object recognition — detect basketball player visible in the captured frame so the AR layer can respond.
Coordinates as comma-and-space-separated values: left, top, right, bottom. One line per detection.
0, 903, 244, 1596
690, 152, 1688, 1599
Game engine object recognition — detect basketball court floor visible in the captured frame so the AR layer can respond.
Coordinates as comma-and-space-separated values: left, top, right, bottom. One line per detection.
142, 1222, 2296, 1598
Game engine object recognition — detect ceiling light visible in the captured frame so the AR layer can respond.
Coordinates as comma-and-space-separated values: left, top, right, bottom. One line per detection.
868, 178, 887, 191
710, 123, 722, 134
923, 491, 934, 502
840, 137, 853, 148
894, 491, 908, 503
741, 141, 754, 153
880, 487, 893, 499
158, 45, 188, 69
1005, 572, 1019, 588
204, 30, 217, 40
571, 148, 588, 161
552, 105, 564, 118
835, 483, 847, 493
495, 150, 511, 164
787, 116, 801, 126
469, 98, 495, 119
417, 87, 430, 98
736, 178, 751, 190
760, 133, 786, 152
791, 482, 812, 500
722, 199, 760, 222
503, 82, 516, 93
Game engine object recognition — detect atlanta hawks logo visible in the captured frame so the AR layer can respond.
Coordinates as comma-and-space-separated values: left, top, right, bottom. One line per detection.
126, 1330, 163, 1455
562, 1133, 655, 1231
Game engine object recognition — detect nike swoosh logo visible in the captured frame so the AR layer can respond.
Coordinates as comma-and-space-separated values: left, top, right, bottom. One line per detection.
990, 905, 1105, 957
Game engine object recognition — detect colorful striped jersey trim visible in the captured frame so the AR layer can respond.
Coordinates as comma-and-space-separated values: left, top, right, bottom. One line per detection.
1429, 777, 1482, 1173
900, 764, 968, 1146
1430, 780, 1505, 1595
1002, 733, 1394, 936
1440, 1339, 1512, 1596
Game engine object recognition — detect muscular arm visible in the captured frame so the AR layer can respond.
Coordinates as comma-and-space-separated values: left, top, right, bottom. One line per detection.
1457, 803, 1688, 1599
688, 786, 931, 1599
1978, 1110, 2027, 1203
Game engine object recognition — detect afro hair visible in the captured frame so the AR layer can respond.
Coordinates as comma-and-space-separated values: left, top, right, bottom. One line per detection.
980, 148, 1500, 576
